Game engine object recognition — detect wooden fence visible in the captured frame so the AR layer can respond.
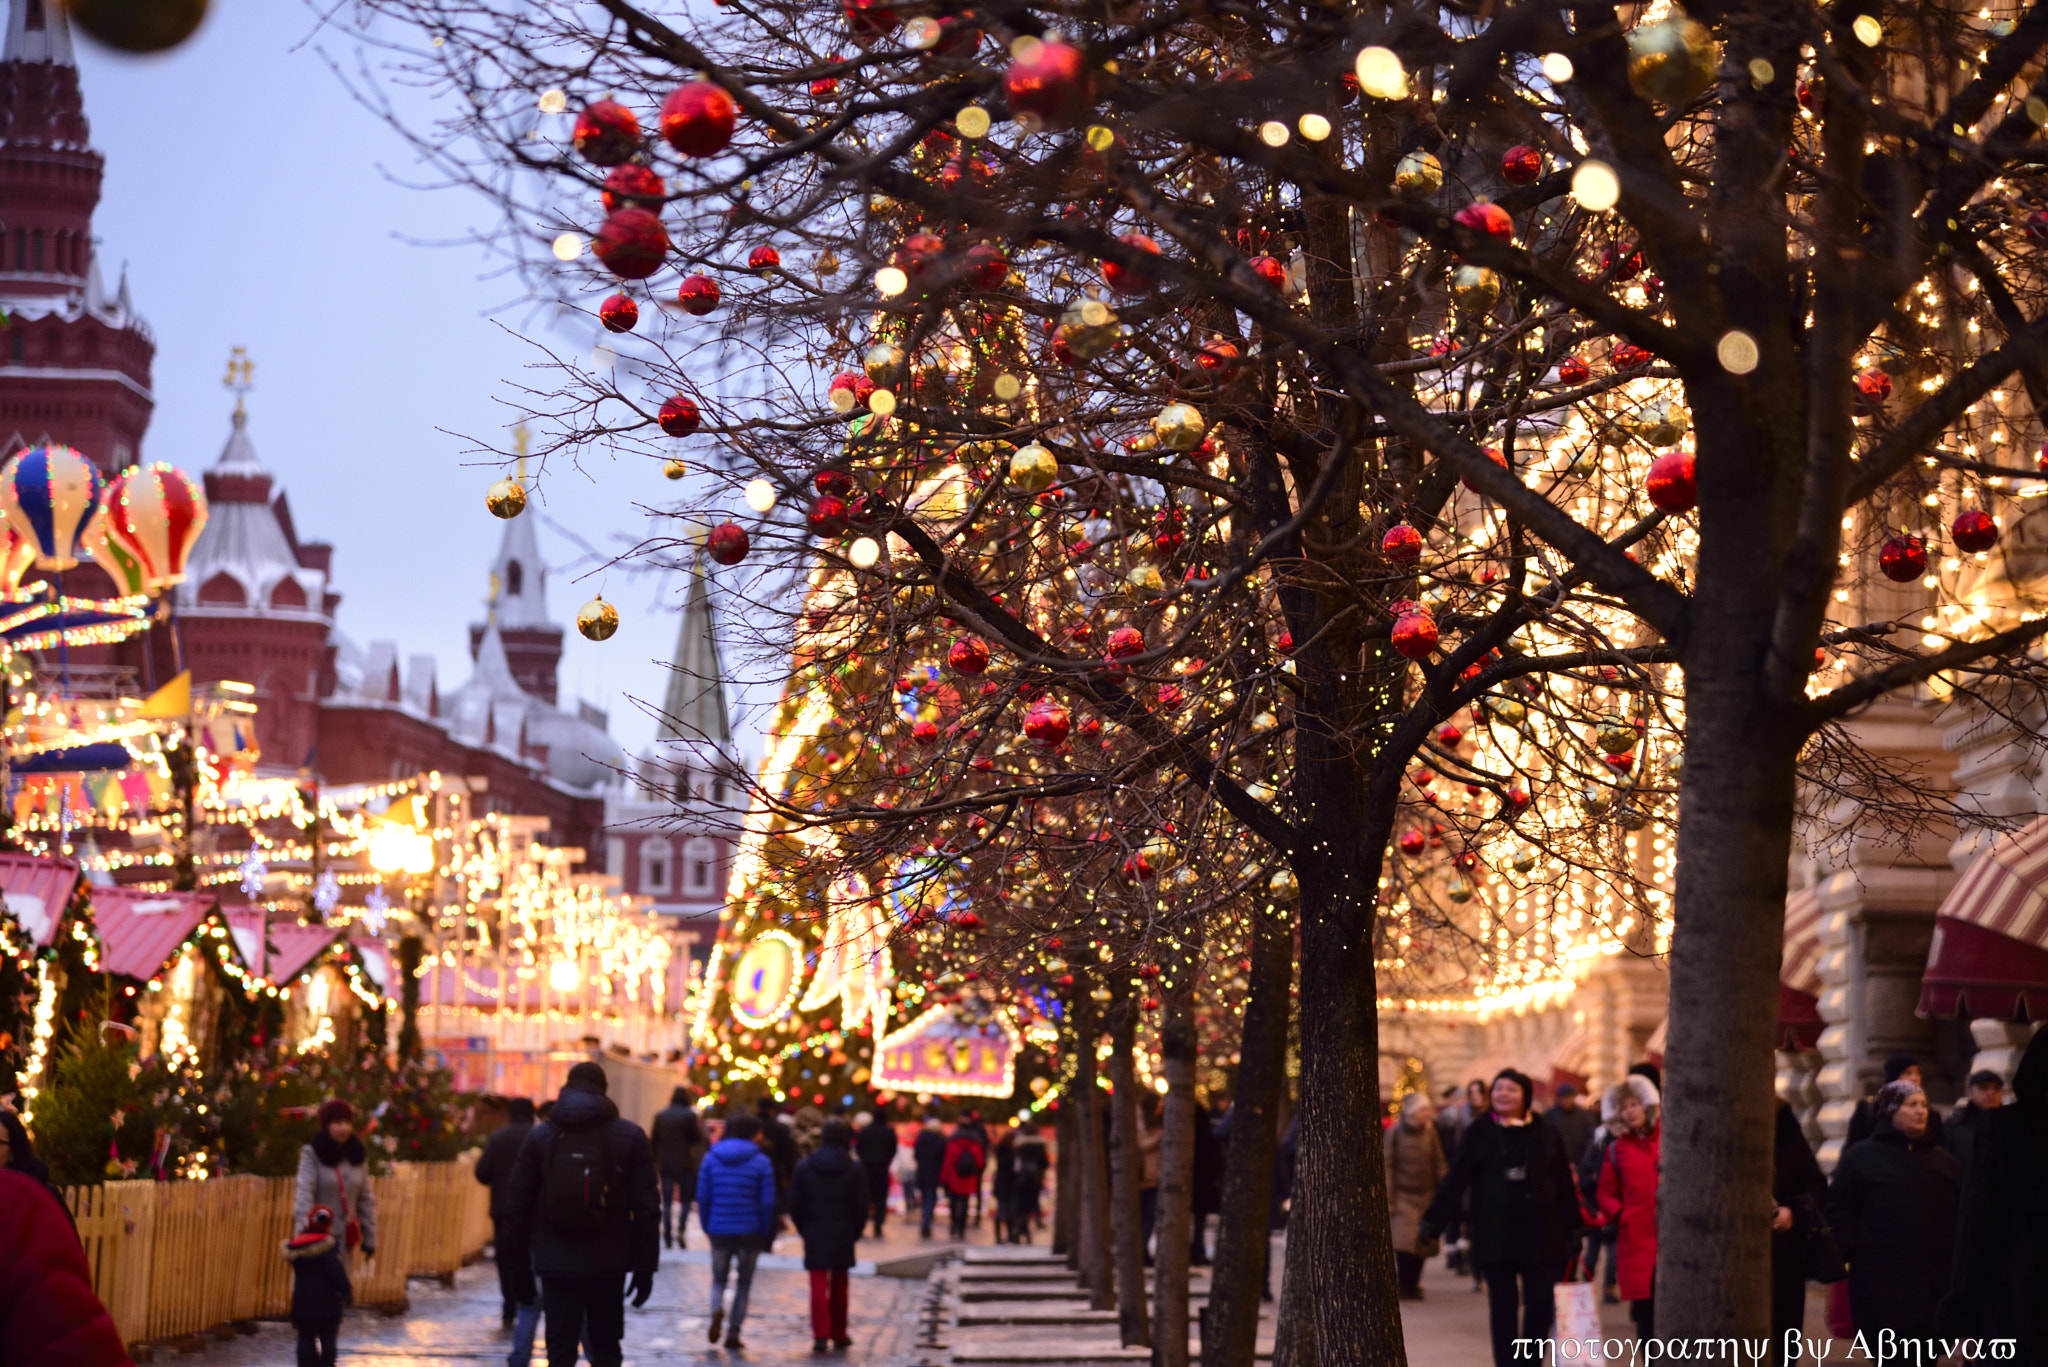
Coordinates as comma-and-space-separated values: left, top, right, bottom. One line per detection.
66, 1157, 491, 1349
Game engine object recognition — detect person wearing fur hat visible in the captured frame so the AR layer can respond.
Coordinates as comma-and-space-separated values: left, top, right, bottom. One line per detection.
294, 1100, 376, 1263
282, 1204, 352, 1367
1596, 1074, 1662, 1339
1845, 1053, 1947, 1151
1384, 1092, 1448, 1300
1826, 1077, 1961, 1350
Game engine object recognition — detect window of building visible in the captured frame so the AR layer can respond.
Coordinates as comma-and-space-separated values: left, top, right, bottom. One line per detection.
32, 229, 42, 272
505, 559, 523, 597
684, 836, 718, 893
640, 839, 671, 894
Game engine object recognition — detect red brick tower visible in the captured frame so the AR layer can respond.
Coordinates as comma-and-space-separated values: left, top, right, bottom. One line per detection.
0, 0, 154, 475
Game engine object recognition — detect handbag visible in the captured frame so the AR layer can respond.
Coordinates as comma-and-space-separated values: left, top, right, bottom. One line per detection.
1552, 1275, 1606, 1361
332, 1165, 363, 1252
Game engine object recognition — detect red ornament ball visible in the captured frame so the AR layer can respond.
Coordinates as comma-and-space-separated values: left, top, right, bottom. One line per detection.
660, 81, 738, 158
1391, 610, 1439, 660
1645, 449, 1697, 513
842, 0, 900, 43
939, 155, 991, 193
814, 468, 855, 497
1004, 38, 1093, 129
964, 242, 1008, 290
1103, 232, 1162, 295
749, 244, 781, 272
1501, 145, 1542, 184
1611, 342, 1653, 371
1454, 201, 1514, 240
706, 521, 750, 565
828, 371, 875, 410
1397, 829, 1427, 856
657, 394, 702, 437
1023, 703, 1071, 748
1382, 522, 1424, 564
573, 100, 641, 166
1462, 445, 1509, 493
602, 163, 666, 213
1104, 625, 1146, 662
1557, 355, 1590, 385
2027, 209, 2048, 245
677, 274, 722, 315
807, 495, 851, 538
1878, 533, 1928, 583
592, 208, 670, 280
911, 720, 940, 746
1952, 508, 1999, 553
896, 231, 945, 279
1602, 242, 1644, 280
1249, 255, 1288, 291
1196, 337, 1242, 380
949, 638, 991, 675
598, 293, 639, 333
1853, 368, 1892, 414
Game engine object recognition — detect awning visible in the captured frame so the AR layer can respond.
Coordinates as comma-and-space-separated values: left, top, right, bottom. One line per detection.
221, 910, 340, 986
1777, 885, 1827, 1049
91, 887, 213, 980
0, 852, 79, 947
1920, 816, 2048, 1020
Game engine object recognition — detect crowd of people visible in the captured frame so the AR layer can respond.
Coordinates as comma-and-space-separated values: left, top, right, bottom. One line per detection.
1400, 1029, 2045, 1367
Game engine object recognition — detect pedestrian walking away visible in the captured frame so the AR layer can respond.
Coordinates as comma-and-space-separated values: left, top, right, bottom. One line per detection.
1769, 1100, 1829, 1367
294, 1100, 377, 1265
475, 1097, 537, 1329
1595, 1075, 1661, 1340
941, 1121, 986, 1241
1826, 1078, 1960, 1350
652, 1087, 708, 1249
1011, 1120, 1050, 1245
1421, 1069, 1583, 1367
790, 1117, 870, 1351
1937, 1027, 2047, 1356
1543, 1084, 1596, 1187
283, 1204, 352, 1367
913, 1115, 948, 1238
1385, 1092, 1449, 1300
502, 1061, 661, 1367
757, 1098, 799, 1229
1189, 1099, 1224, 1266
852, 1110, 898, 1238
0, 1166, 133, 1366
991, 1122, 1019, 1245
698, 1110, 779, 1349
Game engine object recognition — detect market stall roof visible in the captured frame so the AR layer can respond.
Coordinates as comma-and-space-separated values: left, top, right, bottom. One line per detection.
0, 852, 79, 947
1920, 815, 2048, 1020
223, 910, 341, 985
91, 887, 213, 980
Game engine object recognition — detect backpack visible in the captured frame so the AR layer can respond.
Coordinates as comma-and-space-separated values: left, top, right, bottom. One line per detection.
542, 1125, 614, 1237
953, 1142, 982, 1179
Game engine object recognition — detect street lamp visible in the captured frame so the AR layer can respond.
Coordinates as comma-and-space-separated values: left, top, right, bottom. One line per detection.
368, 819, 436, 1064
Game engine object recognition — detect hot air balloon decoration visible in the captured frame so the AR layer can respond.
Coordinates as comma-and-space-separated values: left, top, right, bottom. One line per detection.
0, 445, 106, 571
80, 516, 151, 596
0, 526, 35, 601
99, 463, 209, 589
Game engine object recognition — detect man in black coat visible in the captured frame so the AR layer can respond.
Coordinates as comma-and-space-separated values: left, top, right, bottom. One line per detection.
503, 1062, 661, 1367
1939, 1028, 2047, 1359
1542, 1083, 1596, 1178
756, 1096, 798, 1227
789, 1119, 871, 1351
1189, 1100, 1224, 1266
1946, 1068, 2006, 1176
912, 1116, 949, 1238
1769, 1100, 1829, 1364
474, 1097, 537, 1329
651, 1087, 707, 1249
852, 1112, 898, 1236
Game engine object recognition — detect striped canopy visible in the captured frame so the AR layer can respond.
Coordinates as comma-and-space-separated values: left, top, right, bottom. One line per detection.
1920, 816, 2048, 1020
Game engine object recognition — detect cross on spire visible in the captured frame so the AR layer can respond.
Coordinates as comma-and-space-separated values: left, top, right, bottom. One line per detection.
222, 346, 254, 416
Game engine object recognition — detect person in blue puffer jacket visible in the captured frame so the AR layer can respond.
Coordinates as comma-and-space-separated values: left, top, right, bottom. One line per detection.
696, 1112, 779, 1349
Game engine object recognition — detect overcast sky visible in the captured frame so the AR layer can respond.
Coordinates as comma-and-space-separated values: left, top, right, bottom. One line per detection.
72, 0, 742, 762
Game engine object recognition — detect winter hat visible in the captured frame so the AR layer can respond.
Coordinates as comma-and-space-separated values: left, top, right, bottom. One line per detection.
304, 1205, 335, 1234
1882, 1053, 1921, 1084
507, 1098, 535, 1124
1556, 1082, 1578, 1100
1872, 1079, 1922, 1127
565, 1061, 609, 1094
317, 1099, 354, 1127
1602, 1075, 1661, 1129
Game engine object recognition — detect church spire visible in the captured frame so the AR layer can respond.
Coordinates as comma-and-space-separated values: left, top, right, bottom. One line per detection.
659, 566, 732, 747
5, 0, 75, 67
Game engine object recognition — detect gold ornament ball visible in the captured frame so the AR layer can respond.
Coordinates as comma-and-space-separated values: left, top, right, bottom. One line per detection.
1595, 716, 1639, 753
1627, 12, 1720, 108
1579, 783, 1611, 815
577, 597, 620, 641
1152, 402, 1207, 452
1393, 149, 1443, 195
663, 458, 688, 481
1008, 443, 1060, 494
1446, 874, 1475, 904
485, 478, 527, 519
864, 342, 906, 384
1511, 847, 1537, 874
1125, 563, 1166, 596
1449, 265, 1500, 313
1665, 747, 1686, 777
65, 0, 209, 53
1055, 298, 1120, 360
1268, 868, 1299, 900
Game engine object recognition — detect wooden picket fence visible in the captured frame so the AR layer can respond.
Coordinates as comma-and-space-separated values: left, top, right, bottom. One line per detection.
65, 1157, 491, 1350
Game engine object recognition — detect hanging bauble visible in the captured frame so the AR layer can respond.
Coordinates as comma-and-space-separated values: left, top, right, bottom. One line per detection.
1594, 715, 1639, 753
1, 444, 104, 571
1054, 299, 1119, 360
808, 494, 851, 537
1453, 201, 1513, 240
62, 0, 208, 54
1483, 696, 1528, 729
1952, 509, 1999, 553
1382, 522, 1424, 564
1501, 144, 1543, 184
81, 515, 148, 595
949, 638, 990, 674
1504, 787, 1532, 815
677, 274, 722, 315
1004, 37, 1092, 131
485, 478, 527, 519
99, 461, 207, 588
598, 293, 640, 333
939, 155, 992, 193
601, 163, 666, 212
1248, 255, 1288, 291
911, 720, 940, 746
1557, 355, 1590, 385
1462, 445, 1509, 493
1196, 338, 1242, 380
1008, 443, 1059, 494
1391, 609, 1438, 660
663, 458, 689, 481
1445, 874, 1475, 904
658, 394, 702, 437
864, 342, 907, 383
1448, 265, 1499, 313
573, 100, 642, 166
576, 596, 620, 641
814, 468, 856, 497
1104, 625, 1146, 662
1023, 702, 1070, 748
1393, 149, 1443, 195
748, 244, 782, 273
1152, 403, 1207, 452
1627, 11, 1720, 107
1510, 846, 1538, 873
592, 207, 670, 280
0, 527, 34, 600
1122, 850, 1155, 882
1397, 829, 1427, 856
1125, 563, 1166, 595
706, 521, 751, 565
1580, 783, 1612, 815
1602, 241, 1645, 280
1268, 868, 1299, 900
660, 81, 738, 157
1645, 449, 1697, 513
964, 242, 1009, 291
1102, 233, 1161, 295
1638, 401, 1688, 447
896, 232, 945, 281
1611, 342, 1653, 371
1879, 533, 1927, 582
1852, 368, 1892, 415
828, 372, 876, 412
843, 0, 900, 43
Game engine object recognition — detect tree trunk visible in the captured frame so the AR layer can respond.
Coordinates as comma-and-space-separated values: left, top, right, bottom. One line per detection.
397, 933, 423, 1065
1152, 976, 1197, 1367
1073, 986, 1115, 1310
1269, 1215, 1315, 1367
1056, 1077, 1079, 1264
1108, 993, 1152, 1349
1199, 894, 1293, 1367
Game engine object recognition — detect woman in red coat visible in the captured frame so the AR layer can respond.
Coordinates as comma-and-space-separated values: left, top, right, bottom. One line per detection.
1597, 1074, 1661, 1340
0, 1167, 133, 1366
940, 1128, 985, 1241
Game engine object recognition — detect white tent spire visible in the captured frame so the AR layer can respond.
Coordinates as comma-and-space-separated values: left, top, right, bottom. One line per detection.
5, 0, 75, 66
659, 567, 731, 746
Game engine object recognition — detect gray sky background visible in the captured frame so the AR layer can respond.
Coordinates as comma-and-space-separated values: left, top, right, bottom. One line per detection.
74, 0, 728, 763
